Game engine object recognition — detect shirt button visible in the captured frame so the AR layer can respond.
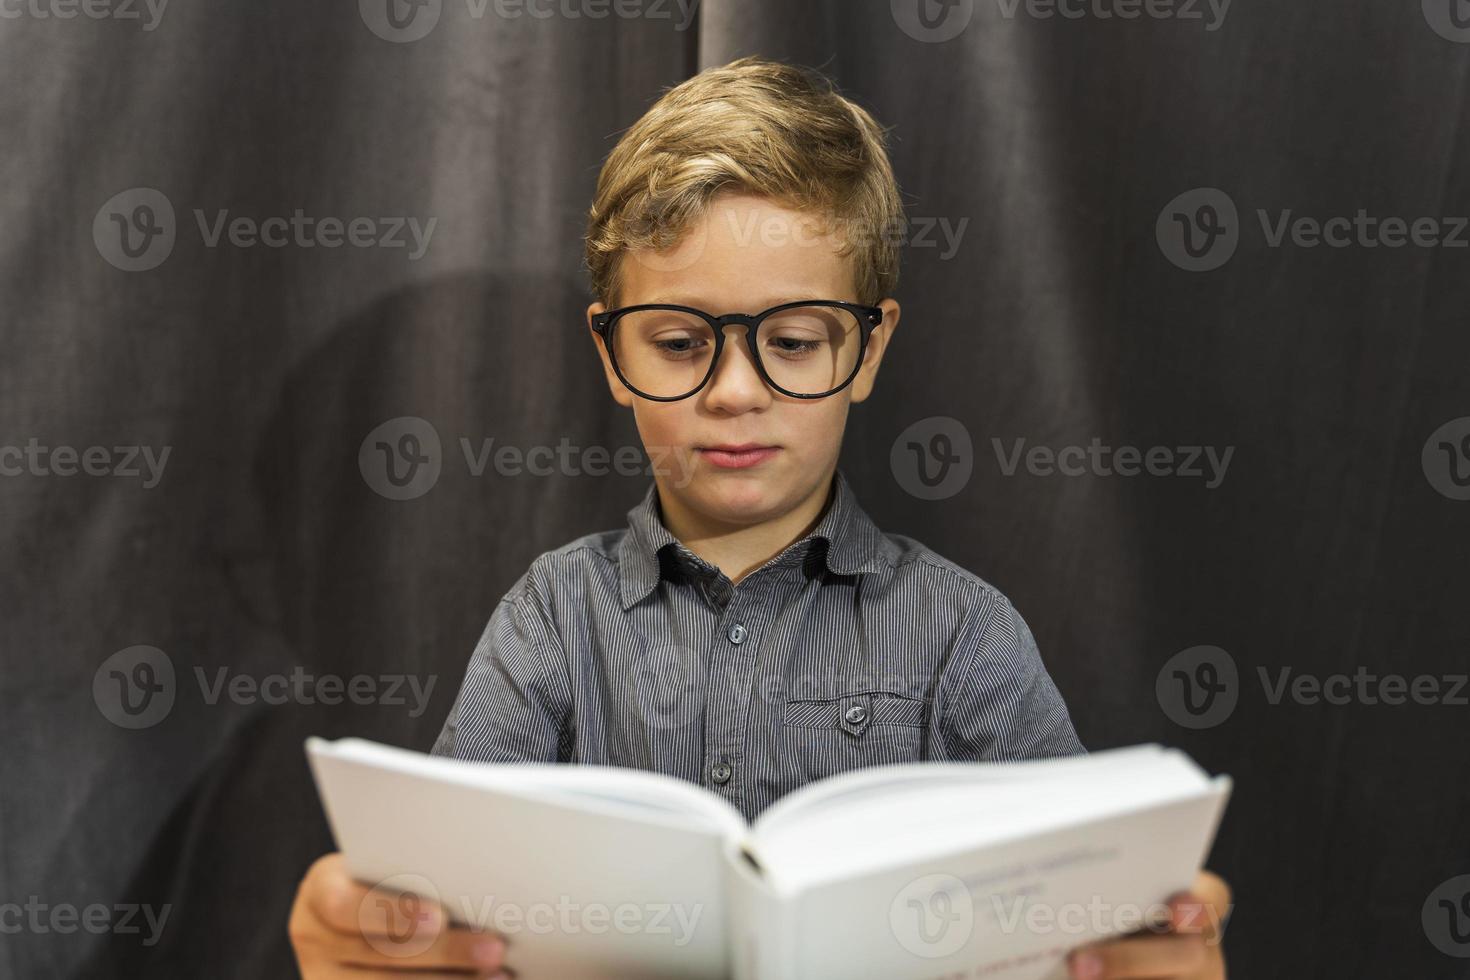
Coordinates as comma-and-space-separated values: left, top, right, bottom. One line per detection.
710, 762, 733, 784
844, 704, 868, 725
727, 622, 747, 645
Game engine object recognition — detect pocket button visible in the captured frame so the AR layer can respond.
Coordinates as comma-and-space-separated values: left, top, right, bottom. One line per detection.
839, 695, 872, 736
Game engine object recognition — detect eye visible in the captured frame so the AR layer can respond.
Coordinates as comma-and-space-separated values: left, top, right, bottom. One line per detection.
653, 336, 710, 356
767, 336, 824, 356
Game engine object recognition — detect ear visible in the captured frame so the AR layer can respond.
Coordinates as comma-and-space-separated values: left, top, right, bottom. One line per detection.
587, 301, 635, 409
848, 298, 901, 404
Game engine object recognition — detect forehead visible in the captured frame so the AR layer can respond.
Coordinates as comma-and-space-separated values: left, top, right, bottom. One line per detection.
619, 191, 857, 309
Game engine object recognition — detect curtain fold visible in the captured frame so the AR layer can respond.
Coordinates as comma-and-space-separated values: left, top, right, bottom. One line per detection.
1, 2, 1465, 976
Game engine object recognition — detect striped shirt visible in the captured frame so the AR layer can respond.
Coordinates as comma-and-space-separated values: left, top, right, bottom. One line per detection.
431, 468, 1084, 821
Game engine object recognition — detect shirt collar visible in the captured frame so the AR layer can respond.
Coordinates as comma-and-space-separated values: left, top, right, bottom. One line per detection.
616, 468, 887, 611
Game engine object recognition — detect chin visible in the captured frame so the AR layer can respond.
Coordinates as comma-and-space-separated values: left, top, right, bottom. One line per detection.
689, 470, 788, 520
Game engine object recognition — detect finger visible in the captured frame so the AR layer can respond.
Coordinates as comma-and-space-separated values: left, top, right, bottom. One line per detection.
1167, 870, 1233, 941
294, 916, 509, 974
293, 855, 510, 972
1069, 932, 1207, 979
314, 969, 508, 980
307, 855, 454, 940
313, 969, 505, 980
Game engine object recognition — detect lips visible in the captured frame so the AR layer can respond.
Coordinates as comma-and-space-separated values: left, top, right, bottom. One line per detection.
698, 445, 780, 469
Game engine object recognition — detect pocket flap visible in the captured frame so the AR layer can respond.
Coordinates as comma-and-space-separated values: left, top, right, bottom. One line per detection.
783, 691, 930, 730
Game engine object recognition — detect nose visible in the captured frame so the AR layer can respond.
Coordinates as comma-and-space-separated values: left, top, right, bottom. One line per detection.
701, 323, 771, 409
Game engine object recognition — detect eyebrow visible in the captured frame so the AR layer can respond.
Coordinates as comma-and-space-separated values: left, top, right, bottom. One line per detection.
638, 296, 827, 310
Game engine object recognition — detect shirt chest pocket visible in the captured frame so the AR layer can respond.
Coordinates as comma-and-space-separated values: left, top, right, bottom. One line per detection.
781, 691, 930, 783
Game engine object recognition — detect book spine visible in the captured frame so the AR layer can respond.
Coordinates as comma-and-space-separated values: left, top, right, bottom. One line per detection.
725, 842, 791, 980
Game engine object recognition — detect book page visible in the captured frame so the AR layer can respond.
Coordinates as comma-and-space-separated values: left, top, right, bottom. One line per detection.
306, 738, 742, 979
750, 746, 1167, 845
774, 785, 1231, 980
748, 748, 1215, 892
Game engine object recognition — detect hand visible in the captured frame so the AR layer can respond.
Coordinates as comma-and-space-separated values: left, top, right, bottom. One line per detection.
1067, 870, 1232, 979
289, 853, 513, 978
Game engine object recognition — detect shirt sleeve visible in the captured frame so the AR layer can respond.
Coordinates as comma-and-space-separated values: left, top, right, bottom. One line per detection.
430, 570, 574, 762
931, 589, 1086, 761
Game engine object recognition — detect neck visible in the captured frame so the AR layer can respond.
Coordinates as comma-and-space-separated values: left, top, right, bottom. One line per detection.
656, 471, 837, 585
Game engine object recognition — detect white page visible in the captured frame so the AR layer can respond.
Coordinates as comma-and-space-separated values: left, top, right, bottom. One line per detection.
306, 738, 742, 979
777, 782, 1232, 980
751, 745, 1169, 843
748, 747, 1210, 889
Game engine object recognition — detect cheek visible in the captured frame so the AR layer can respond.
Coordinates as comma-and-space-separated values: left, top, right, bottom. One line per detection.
631, 405, 688, 451
789, 400, 850, 441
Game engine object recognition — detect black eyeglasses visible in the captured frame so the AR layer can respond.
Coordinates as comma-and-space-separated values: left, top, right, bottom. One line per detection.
591, 300, 883, 401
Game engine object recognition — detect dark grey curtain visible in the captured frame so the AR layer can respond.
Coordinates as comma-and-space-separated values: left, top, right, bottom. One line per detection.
3, 1, 1466, 977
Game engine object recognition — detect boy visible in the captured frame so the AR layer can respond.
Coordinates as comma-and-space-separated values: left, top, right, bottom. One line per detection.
289, 57, 1232, 979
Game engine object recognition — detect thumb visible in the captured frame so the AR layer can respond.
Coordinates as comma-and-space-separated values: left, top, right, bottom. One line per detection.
1168, 870, 1233, 944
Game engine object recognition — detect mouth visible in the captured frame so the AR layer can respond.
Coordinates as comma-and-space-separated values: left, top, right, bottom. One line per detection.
698, 444, 781, 469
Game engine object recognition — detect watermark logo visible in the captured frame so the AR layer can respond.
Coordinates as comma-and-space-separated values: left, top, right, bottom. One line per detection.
360, 0, 443, 42
1159, 646, 1469, 728
93, 645, 176, 729
726, 207, 969, 261
1160, 187, 1470, 271
92, 646, 438, 728
620, 643, 704, 730
361, 873, 444, 957
361, 0, 698, 42
1424, 0, 1470, 42
624, 194, 711, 276
94, 187, 436, 271
360, 875, 705, 951
891, 416, 974, 500
1156, 645, 1238, 729
94, 187, 176, 272
358, 417, 698, 500
891, 0, 977, 42
889, 873, 974, 957
1423, 417, 1470, 500
1157, 188, 1239, 272
360, 417, 444, 501
1424, 875, 1470, 957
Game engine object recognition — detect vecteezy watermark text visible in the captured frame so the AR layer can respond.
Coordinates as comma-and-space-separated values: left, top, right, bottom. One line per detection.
1158, 187, 1470, 271
0, 439, 169, 487
93, 645, 437, 729
359, 874, 704, 958
359, 417, 697, 501
94, 187, 436, 271
994, 0, 1230, 30
890, 0, 1230, 43
0, 0, 168, 30
992, 437, 1234, 489
1157, 645, 1470, 728
359, 0, 700, 43
0, 899, 170, 946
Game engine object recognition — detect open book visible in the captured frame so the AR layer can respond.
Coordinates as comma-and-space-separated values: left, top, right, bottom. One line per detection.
306, 738, 1231, 980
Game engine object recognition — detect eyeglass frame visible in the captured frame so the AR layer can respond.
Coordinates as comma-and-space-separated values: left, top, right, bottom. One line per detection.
590, 299, 884, 402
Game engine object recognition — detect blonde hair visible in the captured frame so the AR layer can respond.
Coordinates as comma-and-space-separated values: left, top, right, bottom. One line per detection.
584, 56, 904, 309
